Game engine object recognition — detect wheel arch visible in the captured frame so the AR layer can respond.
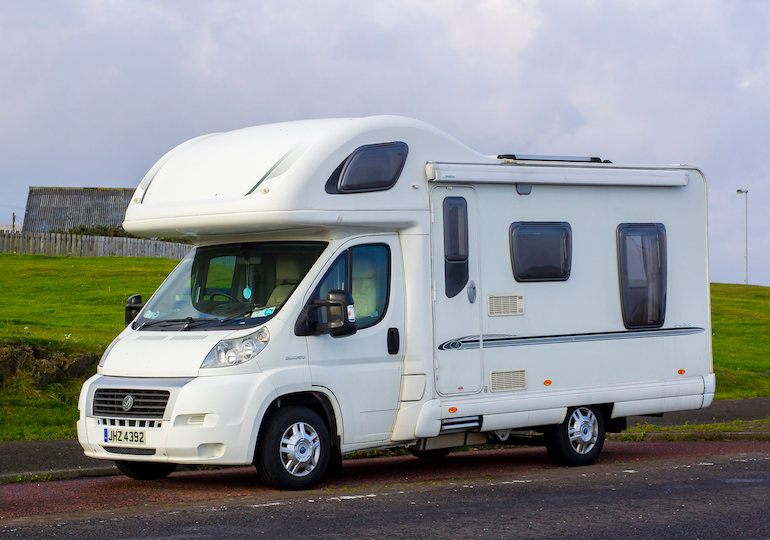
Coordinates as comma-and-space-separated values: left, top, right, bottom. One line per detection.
253, 390, 341, 464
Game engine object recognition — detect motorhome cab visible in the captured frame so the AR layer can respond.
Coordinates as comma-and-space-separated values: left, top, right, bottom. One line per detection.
77, 116, 713, 490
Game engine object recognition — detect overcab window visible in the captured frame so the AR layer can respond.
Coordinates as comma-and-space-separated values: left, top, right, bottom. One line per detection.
510, 222, 572, 282
326, 142, 409, 194
617, 224, 667, 329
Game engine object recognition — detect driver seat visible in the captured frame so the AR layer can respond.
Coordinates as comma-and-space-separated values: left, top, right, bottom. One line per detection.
267, 258, 302, 305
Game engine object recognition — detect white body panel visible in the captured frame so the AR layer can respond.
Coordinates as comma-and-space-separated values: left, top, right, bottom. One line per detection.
78, 115, 713, 469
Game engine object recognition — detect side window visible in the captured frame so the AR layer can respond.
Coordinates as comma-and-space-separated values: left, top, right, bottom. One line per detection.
617, 224, 667, 329
443, 197, 469, 298
509, 222, 572, 282
313, 244, 390, 329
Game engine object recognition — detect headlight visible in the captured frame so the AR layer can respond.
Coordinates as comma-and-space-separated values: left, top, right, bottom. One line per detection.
201, 327, 269, 368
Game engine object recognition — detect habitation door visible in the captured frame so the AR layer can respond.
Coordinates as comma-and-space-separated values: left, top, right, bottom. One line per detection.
430, 186, 483, 395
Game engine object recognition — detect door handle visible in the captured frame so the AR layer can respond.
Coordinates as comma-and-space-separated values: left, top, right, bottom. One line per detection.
467, 281, 477, 304
387, 328, 400, 355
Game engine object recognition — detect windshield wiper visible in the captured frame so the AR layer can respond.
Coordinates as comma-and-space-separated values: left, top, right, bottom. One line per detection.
137, 317, 218, 330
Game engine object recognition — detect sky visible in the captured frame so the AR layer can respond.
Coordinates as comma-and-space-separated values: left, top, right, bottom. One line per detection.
0, 0, 768, 285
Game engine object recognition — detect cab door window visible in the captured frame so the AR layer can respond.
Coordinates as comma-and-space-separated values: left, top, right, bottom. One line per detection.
314, 244, 390, 329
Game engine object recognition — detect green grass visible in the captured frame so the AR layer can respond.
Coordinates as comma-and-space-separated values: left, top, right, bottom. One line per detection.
711, 283, 770, 399
0, 376, 83, 440
611, 418, 770, 441
0, 254, 179, 440
0, 254, 179, 355
0, 253, 768, 441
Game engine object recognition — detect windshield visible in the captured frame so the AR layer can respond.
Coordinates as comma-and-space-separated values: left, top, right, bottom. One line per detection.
135, 241, 327, 330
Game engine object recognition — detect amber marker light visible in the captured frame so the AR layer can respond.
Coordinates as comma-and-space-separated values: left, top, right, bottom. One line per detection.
678, 369, 686, 375
543, 380, 552, 386
448, 407, 458, 413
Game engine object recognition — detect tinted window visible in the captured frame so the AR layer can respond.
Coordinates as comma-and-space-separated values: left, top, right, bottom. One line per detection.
617, 224, 667, 329
313, 244, 390, 329
443, 197, 469, 297
333, 142, 408, 193
510, 222, 572, 282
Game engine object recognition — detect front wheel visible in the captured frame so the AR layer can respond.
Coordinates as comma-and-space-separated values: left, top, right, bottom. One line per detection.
256, 406, 330, 490
545, 405, 605, 466
115, 461, 177, 480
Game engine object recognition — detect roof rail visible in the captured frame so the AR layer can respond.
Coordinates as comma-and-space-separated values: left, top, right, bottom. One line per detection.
498, 154, 611, 164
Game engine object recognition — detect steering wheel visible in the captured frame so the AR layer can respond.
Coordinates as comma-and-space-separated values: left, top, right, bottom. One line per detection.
209, 292, 238, 303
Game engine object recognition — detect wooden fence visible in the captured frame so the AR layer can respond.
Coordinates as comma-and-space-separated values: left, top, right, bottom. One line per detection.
0, 232, 193, 259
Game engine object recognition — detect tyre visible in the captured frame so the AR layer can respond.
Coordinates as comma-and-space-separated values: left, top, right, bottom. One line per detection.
114, 461, 177, 480
408, 448, 453, 459
545, 405, 605, 466
256, 406, 330, 490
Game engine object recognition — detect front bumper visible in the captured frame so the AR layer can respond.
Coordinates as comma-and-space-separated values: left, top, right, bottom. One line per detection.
77, 372, 277, 465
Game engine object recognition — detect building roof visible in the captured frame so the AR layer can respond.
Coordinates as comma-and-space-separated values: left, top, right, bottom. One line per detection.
22, 187, 135, 233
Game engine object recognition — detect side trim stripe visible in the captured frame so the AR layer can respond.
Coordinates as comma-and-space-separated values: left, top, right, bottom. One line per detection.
438, 327, 705, 351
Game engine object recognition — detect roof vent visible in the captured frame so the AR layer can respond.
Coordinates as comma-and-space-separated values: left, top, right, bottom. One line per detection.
498, 154, 611, 164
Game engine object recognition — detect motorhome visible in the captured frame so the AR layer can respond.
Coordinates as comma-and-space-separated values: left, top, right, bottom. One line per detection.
77, 116, 713, 490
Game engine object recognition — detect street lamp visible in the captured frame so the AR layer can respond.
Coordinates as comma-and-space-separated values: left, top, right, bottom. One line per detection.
737, 189, 748, 285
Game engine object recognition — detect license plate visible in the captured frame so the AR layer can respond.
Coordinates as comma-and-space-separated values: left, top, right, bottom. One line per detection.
103, 428, 146, 445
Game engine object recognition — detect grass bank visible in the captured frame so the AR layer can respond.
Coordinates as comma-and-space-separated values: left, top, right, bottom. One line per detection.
0, 254, 179, 355
710, 283, 770, 399
0, 254, 179, 440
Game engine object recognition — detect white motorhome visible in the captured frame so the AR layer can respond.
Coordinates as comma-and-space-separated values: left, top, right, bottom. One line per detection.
77, 116, 713, 490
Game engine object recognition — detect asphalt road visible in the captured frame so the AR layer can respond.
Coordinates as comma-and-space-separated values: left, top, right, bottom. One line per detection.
1, 441, 769, 539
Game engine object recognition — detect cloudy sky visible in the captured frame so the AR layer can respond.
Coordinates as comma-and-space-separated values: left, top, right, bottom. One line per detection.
1, 0, 768, 284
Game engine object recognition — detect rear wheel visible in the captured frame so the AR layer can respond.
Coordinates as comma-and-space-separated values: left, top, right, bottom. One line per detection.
256, 406, 330, 490
408, 448, 453, 459
115, 461, 177, 480
545, 405, 605, 466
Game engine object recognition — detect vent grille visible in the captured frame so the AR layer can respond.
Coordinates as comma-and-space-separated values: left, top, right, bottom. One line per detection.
102, 446, 156, 456
490, 370, 527, 392
170, 334, 209, 341
440, 415, 482, 434
93, 389, 170, 419
135, 335, 168, 341
487, 295, 524, 316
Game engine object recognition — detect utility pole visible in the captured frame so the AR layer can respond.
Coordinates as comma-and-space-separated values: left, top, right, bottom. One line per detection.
12, 213, 15, 232
737, 189, 748, 285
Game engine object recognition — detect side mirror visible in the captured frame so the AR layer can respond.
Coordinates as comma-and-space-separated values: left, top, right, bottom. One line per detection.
125, 294, 144, 327
312, 290, 357, 337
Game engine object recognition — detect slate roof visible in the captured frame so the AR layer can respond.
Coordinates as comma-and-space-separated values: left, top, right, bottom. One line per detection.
22, 187, 135, 233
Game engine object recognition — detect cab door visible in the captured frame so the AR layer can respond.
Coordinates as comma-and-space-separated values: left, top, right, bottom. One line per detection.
305, 235, 404, 445
431, 187, 483, 395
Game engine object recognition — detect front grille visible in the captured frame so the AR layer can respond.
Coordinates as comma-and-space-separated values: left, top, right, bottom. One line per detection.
102, 446, 156, 456
93, 388, 170, 419
97, 418, 161, 429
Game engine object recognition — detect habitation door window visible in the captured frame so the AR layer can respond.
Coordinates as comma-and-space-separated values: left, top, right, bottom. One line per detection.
509, 222, 572, 282
617, 224, 667, 329
443, 197, 469, 298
